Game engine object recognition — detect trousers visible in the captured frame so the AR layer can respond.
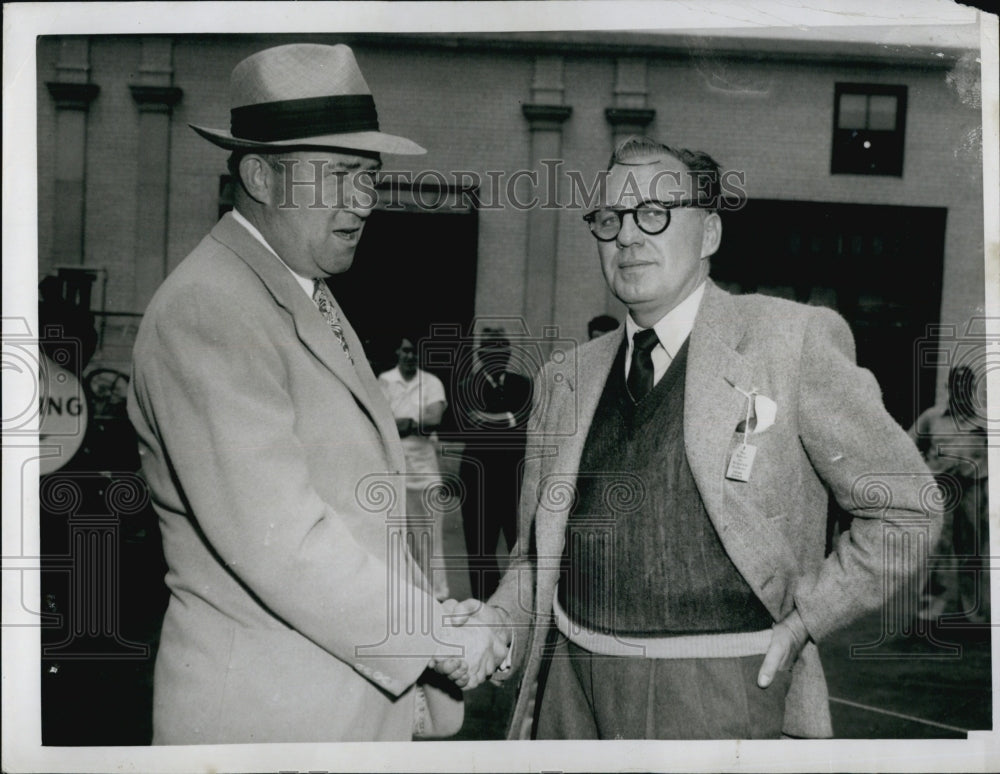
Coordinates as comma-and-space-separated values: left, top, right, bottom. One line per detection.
535, 636, 790, 739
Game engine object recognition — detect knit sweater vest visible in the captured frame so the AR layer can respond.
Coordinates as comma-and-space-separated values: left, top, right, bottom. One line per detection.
558, 339, 773, 636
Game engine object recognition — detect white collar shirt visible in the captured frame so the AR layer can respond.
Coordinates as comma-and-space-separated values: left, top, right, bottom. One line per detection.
624, 281, 706, 387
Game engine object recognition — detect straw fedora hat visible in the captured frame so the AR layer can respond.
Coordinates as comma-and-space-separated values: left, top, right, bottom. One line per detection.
190, 43, 425, 155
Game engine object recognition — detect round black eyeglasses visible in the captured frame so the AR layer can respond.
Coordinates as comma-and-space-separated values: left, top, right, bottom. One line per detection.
583, 199, 700, 241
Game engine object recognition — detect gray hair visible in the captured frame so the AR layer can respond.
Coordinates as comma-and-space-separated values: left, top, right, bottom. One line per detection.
609, 135, 724, 212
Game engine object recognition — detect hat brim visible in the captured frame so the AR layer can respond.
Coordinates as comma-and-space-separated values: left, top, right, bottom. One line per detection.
190, 123, 426, 155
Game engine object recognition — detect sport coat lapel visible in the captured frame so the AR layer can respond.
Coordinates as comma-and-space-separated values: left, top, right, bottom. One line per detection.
534, 329, 622, 574
562, 329, 622, 477
684, 282, 755, 522
685, 282, 799, 616
211, 214, 404, 471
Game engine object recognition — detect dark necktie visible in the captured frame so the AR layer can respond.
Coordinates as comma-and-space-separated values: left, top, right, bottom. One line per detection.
626, 328, 660, 402
312, 279, 354, 365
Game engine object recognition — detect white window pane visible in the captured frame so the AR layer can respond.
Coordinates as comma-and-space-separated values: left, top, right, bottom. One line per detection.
868, 96, 898, 130
838, 94, 868, 129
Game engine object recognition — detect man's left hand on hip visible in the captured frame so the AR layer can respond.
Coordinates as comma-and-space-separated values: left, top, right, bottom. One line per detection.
758, 609, 810, 688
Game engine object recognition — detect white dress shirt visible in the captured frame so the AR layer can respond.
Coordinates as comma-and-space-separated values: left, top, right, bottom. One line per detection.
377, 366, 448, 487
624, 281, 706, 387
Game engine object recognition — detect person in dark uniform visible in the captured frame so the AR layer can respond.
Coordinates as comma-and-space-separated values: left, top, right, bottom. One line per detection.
449, 328, 533, 601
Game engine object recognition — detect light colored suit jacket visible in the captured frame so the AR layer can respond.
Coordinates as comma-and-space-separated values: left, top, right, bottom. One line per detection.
128, 214, 462, 743
492, 281, 940, 739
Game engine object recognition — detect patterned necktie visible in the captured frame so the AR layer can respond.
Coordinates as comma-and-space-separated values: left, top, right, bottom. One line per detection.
626, 328, 660, 402
312, 279, 354, 365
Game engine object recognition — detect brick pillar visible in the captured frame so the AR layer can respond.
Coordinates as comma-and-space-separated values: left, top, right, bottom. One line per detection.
130, 37, 182, 312
604, 58, 656, 316
521, 56, 572, 343
46, 39, 99, 268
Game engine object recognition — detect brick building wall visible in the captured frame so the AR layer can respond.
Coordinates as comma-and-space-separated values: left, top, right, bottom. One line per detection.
36, 32, 986, 401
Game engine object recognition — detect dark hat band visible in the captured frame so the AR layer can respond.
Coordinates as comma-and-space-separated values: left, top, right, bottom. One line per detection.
230, 94, 379, 142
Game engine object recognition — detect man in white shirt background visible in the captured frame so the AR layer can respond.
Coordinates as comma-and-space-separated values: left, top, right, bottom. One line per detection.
379, 336, 451, 601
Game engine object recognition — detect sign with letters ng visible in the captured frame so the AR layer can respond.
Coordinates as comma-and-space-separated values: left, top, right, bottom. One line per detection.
39, 354, 87, 475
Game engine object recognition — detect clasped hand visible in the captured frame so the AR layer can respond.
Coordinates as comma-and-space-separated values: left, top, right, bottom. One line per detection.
431, 599, 511, 690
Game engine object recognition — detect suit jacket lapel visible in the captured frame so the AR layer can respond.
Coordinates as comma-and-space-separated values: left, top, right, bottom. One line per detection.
685, 283, 806, 618
211, 214, 404, 472
564, 330, 622, 476
324, 297, 406, 473
685, 282, 755, 520
535, 330, 622, 573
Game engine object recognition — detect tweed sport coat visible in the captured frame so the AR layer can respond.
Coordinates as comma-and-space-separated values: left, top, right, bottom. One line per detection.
491, 281, 940, 739
127, 214, 461, 743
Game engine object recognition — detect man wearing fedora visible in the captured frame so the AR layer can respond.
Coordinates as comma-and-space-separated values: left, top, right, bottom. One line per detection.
128, 43, 508, 744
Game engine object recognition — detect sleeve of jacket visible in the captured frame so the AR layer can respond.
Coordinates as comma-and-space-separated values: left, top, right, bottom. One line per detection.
791, 307, 942, 643
131, 287, 442, 695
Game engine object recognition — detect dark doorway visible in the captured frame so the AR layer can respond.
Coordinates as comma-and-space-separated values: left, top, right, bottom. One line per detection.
328, 206, 478, 381
711, 200, 949, 427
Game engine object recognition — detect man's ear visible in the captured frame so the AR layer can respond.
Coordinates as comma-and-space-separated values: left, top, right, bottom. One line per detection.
239, 154, 276, 205
700, 211, 722, 259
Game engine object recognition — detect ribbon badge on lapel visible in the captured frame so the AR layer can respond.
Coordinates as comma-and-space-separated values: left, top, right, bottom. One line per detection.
724, 381, 777, 483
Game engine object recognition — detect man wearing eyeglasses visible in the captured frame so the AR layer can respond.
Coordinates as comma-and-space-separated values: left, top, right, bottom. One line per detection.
476, 136, 939, 739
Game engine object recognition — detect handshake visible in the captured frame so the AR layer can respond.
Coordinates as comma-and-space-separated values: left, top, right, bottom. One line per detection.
430, 598, 514, 690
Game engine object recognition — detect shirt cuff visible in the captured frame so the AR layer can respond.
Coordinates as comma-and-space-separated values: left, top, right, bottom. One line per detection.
497, 634, 513, 672
493, 604, 514, 675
